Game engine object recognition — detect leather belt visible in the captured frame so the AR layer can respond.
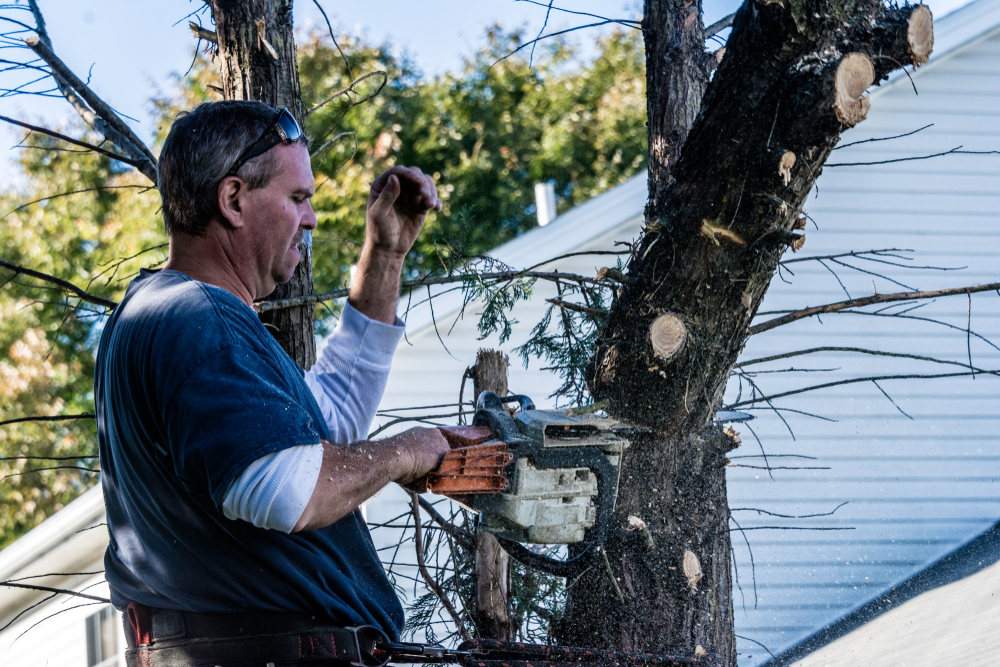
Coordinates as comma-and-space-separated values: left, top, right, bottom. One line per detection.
124, 602, 389, 667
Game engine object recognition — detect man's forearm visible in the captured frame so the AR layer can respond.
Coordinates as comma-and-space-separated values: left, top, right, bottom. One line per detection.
348, 246, 404, 325
292, 437, 411, 532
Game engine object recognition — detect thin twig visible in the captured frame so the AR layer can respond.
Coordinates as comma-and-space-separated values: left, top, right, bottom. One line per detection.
410, 493, 471, 641
749, 282, 1000, 335
1, 184, 149, 222
0, 582, 110, 603
731, 502, 849, 519
728, 372, 997, 409
0, 114, 143, 167
833, 124, 933, 150
256, 268, 613, 312
311, 0, 352, 79
0, 413, 94, 428
545, 297, 605, 319
0, 259, 117, 309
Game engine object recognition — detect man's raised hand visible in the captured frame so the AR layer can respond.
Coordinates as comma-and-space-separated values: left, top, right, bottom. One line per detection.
366, 166, 443, 259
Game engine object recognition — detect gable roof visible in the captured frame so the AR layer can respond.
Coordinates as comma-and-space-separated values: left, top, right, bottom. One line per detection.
762, 519, 1000, 666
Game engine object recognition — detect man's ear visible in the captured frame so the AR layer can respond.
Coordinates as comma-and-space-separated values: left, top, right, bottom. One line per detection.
217, 176, 245, 229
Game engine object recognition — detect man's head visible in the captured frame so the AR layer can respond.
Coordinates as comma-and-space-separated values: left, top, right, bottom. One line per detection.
158, 100, 307, 237
159, 101, 317, 301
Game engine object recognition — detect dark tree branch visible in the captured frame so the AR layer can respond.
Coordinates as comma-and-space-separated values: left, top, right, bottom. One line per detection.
0, 259, 117, 309
24, 31, 157, 181
750, 283, 1000, 335
0, 413, 95, 428
1, 184, 151, 222
255, 268, 613, 312
310, 0, 352, 80
0, 582, 110, 603
0, 114, 143, 166
727, 372, 998, 409
410, 493, 470, 641
705, 12, 735, 38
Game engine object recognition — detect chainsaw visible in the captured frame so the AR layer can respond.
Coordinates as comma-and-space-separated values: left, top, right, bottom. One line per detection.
417, 391, 751, 578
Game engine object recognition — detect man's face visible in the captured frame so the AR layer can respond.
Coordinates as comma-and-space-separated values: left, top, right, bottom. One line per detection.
239, 141, 317, 296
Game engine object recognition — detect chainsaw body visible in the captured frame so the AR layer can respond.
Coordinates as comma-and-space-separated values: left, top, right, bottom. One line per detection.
419, 392, 635, 576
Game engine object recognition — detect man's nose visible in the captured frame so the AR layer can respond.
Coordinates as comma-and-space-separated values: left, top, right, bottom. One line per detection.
302, 203, 318, 230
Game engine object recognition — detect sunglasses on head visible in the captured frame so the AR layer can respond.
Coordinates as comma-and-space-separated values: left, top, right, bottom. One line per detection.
226, 108, 303, 177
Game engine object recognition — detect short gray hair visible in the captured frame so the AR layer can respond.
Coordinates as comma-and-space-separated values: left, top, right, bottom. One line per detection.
158, 100, 306, 237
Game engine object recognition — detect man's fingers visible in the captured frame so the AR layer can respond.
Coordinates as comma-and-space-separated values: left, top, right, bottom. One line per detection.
371, 173, 401, 213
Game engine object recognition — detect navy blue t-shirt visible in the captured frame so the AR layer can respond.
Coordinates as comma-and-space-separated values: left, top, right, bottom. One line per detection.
95, 269, 404, 637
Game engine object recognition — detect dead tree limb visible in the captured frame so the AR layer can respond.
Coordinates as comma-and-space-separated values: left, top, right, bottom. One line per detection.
749, 282, 1000, 335
0, 259, 117, 309
23, 37, 157, 183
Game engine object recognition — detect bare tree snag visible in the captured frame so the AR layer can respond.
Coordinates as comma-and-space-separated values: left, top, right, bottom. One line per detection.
833, 53, 875, 127
567, 0, 934, 663
470, 350, 515, 640
650, 313, 687, 360
208, 0, 315, 368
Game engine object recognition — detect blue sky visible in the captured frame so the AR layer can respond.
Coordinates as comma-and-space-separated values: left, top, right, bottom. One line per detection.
0, 0, 973, 182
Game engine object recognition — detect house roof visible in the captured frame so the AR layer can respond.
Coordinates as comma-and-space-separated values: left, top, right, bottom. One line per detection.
762, 519, 1000, 666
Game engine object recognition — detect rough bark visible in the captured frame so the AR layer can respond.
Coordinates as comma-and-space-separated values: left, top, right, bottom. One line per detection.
559, 426, 738, 662
209, 0, 316, 368
564, 0, 933, 663
470, 350, 515, 640
644, 0, 712, 213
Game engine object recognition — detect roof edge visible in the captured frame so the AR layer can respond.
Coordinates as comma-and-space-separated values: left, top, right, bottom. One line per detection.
758, 518, 1000, 667
0, 484, 105, 581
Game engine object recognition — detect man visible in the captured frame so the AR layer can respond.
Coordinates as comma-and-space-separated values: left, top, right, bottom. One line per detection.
95, 100, 451, 665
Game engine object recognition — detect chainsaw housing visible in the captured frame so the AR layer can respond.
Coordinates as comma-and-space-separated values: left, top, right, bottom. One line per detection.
471, 402, 630, 545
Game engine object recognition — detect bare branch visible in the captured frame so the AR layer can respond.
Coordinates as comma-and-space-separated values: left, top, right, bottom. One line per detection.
0, 259, 117, 309
749, 282, 1000, 335
0, 114, 143, 166
492, 21, 616, 68
310, 0, 352, 80
417, 497, 474, 551
740, 346, 992, 373
546, 297, 605, 319
1, 184, 150, 222
727, 372, 998, 409
256, 268, 613, 312
0, 582, 110, 603
410, 493, 471, 641
306, 70, 387, 118
24, 35, 157, 181
0, 413, 95, 428
833, 123, 933, 150
513, 0, 640, 28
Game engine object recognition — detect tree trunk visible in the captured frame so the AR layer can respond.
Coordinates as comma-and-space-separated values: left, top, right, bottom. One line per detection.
208, 0, 316, 369
564, 0, 933, 663
470, 350, 515, 640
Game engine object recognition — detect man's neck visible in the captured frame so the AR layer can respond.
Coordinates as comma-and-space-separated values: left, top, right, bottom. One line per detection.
164, 230, 256, 306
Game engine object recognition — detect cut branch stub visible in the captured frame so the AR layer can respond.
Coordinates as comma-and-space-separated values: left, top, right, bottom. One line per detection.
650, 313, 687, 360
778, 151, 796, 186
833, 53, 875, 127
907, 5, 934, 66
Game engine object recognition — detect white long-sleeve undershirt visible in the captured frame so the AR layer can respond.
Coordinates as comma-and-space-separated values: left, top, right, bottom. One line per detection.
221, 302, 404, 532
